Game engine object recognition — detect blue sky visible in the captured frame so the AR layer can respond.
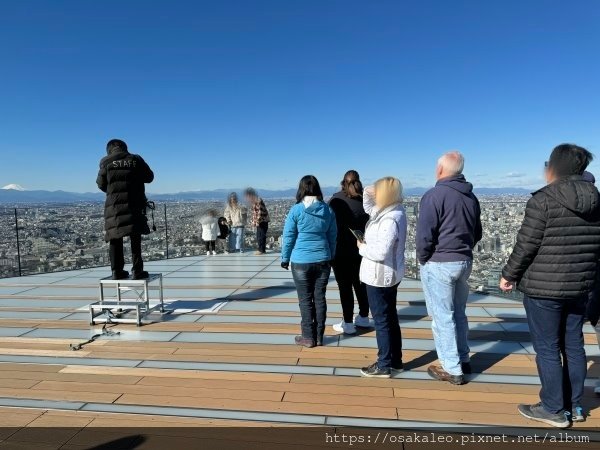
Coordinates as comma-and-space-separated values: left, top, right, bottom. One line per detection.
1, 0, 599, 193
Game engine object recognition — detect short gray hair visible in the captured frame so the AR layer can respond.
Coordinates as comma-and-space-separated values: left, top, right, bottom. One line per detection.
438, 151, 464, 175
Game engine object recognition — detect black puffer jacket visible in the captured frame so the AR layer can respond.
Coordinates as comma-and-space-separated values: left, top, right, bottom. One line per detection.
329, 191, 369, 261
502, 175, 600, 300
96, 148, 154, 242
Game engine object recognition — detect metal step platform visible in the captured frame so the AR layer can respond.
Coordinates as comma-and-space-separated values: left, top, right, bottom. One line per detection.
90, 274, 165, 326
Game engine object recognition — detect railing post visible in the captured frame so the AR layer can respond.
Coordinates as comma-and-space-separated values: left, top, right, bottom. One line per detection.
164, 204, 169, 259
14, 208, 22, 277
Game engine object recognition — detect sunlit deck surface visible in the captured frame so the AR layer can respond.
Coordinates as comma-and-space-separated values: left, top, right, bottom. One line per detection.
0, 253, 598, 435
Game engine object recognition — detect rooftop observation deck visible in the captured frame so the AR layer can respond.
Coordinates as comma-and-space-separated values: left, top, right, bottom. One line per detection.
0, 253, 598, 446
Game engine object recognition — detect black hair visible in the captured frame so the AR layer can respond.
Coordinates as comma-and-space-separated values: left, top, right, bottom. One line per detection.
548, 143, 594, 177
106, 139, 128, 154
296, 175, 324, 203
244, 187, 257, 198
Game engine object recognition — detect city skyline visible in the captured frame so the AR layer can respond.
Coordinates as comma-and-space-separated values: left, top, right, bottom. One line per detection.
1, 1, 599, 192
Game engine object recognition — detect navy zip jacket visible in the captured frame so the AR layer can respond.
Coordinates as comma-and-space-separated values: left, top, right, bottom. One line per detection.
416, 175, 482, 264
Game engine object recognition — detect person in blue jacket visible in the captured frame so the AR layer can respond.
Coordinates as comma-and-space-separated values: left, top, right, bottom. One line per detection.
281, 175, 337, 348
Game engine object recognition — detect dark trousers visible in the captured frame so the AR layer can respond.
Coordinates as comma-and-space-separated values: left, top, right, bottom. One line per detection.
109, 233, 143, 274
367, 284, 402, 370
256, 222, 268, 252
205, 241, 216, 251
524, 295, 587, 414
333, 257, 369, 323
291, 262, 331, 343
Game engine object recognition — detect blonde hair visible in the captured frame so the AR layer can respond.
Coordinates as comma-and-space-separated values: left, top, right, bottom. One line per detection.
374, 177, 403, 209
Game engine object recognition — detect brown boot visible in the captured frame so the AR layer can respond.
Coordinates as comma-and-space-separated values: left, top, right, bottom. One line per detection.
427, 365, 465, 385
295, 336, 315, 348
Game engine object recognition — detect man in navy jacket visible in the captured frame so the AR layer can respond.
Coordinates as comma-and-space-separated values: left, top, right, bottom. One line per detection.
417, 151, 482, 386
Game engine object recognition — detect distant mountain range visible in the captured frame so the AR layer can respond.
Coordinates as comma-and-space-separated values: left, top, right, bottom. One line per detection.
0, 185, 532, 204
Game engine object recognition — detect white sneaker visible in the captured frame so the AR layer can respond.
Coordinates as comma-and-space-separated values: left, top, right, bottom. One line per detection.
206, 251, 211, 256
332, 320, 356, 335
212, 251, 217, 255
354, 315, 373, 328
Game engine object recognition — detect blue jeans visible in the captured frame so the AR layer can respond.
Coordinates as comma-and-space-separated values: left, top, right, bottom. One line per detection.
421, 261, 472, 376
366, 284, 402, 370
291, 262, 331, 342
524, 295, 587, 414
229, 227, 245, 251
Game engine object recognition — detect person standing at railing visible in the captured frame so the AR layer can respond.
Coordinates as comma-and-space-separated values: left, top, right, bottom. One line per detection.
281, 175, 337, 348
357, 177, 407, 378
200, 209, 220, 256
244, 188, 270, 255
500, 145, 600, 428
96, 139, 154, 280
329, 170, 371, 335
417, 151, 482, 386
224, 192, 247, 253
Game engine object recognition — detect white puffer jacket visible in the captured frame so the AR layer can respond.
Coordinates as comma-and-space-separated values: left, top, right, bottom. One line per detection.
359, 190, 407, 287
200, 216, 220, 241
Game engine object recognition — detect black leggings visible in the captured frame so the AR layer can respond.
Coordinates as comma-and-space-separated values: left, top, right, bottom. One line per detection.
333, 257, 369, 323
205, 241, 216, 251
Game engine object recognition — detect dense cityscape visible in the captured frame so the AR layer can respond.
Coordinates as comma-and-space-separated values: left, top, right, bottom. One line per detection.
0, 196, 526, 298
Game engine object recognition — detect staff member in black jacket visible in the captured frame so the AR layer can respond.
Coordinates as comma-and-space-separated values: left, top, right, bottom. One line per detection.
500, 144, 600, 428
97, 139, 154, 280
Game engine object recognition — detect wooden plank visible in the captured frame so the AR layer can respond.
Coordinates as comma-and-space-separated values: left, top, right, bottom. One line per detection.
290, 374, 542, 395
59, 365, 293, 383
0, 362, 65, 373
0, 387, 121, 403
0, 370, 142, 385
116, 393, 398, 419
33, 380, 284, 402
137, 375, 395, 398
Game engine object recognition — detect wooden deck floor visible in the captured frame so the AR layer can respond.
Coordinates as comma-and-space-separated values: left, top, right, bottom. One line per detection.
0, 254, 599, 441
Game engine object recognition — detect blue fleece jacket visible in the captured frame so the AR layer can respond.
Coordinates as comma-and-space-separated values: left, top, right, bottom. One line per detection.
416, 175, 483, 264
281, 198, 337, 264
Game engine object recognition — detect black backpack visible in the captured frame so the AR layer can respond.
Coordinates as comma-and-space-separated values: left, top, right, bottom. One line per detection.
217, 217, 230, 239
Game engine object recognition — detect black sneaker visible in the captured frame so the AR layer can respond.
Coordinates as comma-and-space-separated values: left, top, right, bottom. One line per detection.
294, 336, 315, 348
360, 362, 391, 378
112, 270, 129, 280
461, 362, 472, 374
391, 361, 404, 373
132, 271, 149, 280
567, 405, 586, 423
518, 403, 569, 428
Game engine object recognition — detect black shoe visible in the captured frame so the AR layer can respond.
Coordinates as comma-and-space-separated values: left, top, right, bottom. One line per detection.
427, 365, 465, 385
518, 403, 569, 428
461, 362, 472, 374
132, 271, 149, 280
360, 362, 391, 378
112, 270, 129, 280
391, 360, 404, 373
295, 336, 315, 348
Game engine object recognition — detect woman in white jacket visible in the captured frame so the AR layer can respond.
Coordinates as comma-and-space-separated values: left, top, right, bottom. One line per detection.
200, 209, 220, 255
357, 177, 407, 378
224, 192, 248, 253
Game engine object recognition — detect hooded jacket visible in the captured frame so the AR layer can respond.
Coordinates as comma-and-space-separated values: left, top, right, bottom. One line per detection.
329, 191, 369, 261
96, 147, 154, 242
200, 215, 220, 241
416, 175, 482, 264
281, 197, 337, 264
502, 175, 600, 300
359, 190, 407, 287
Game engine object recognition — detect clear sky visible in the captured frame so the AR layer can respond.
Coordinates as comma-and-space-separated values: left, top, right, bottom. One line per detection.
1, 0, 599, 193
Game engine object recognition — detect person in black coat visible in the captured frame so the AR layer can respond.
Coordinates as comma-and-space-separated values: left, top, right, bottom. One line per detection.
500, 144, 600, 427
96, 139, 154, 280
329, 170, 371, 335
